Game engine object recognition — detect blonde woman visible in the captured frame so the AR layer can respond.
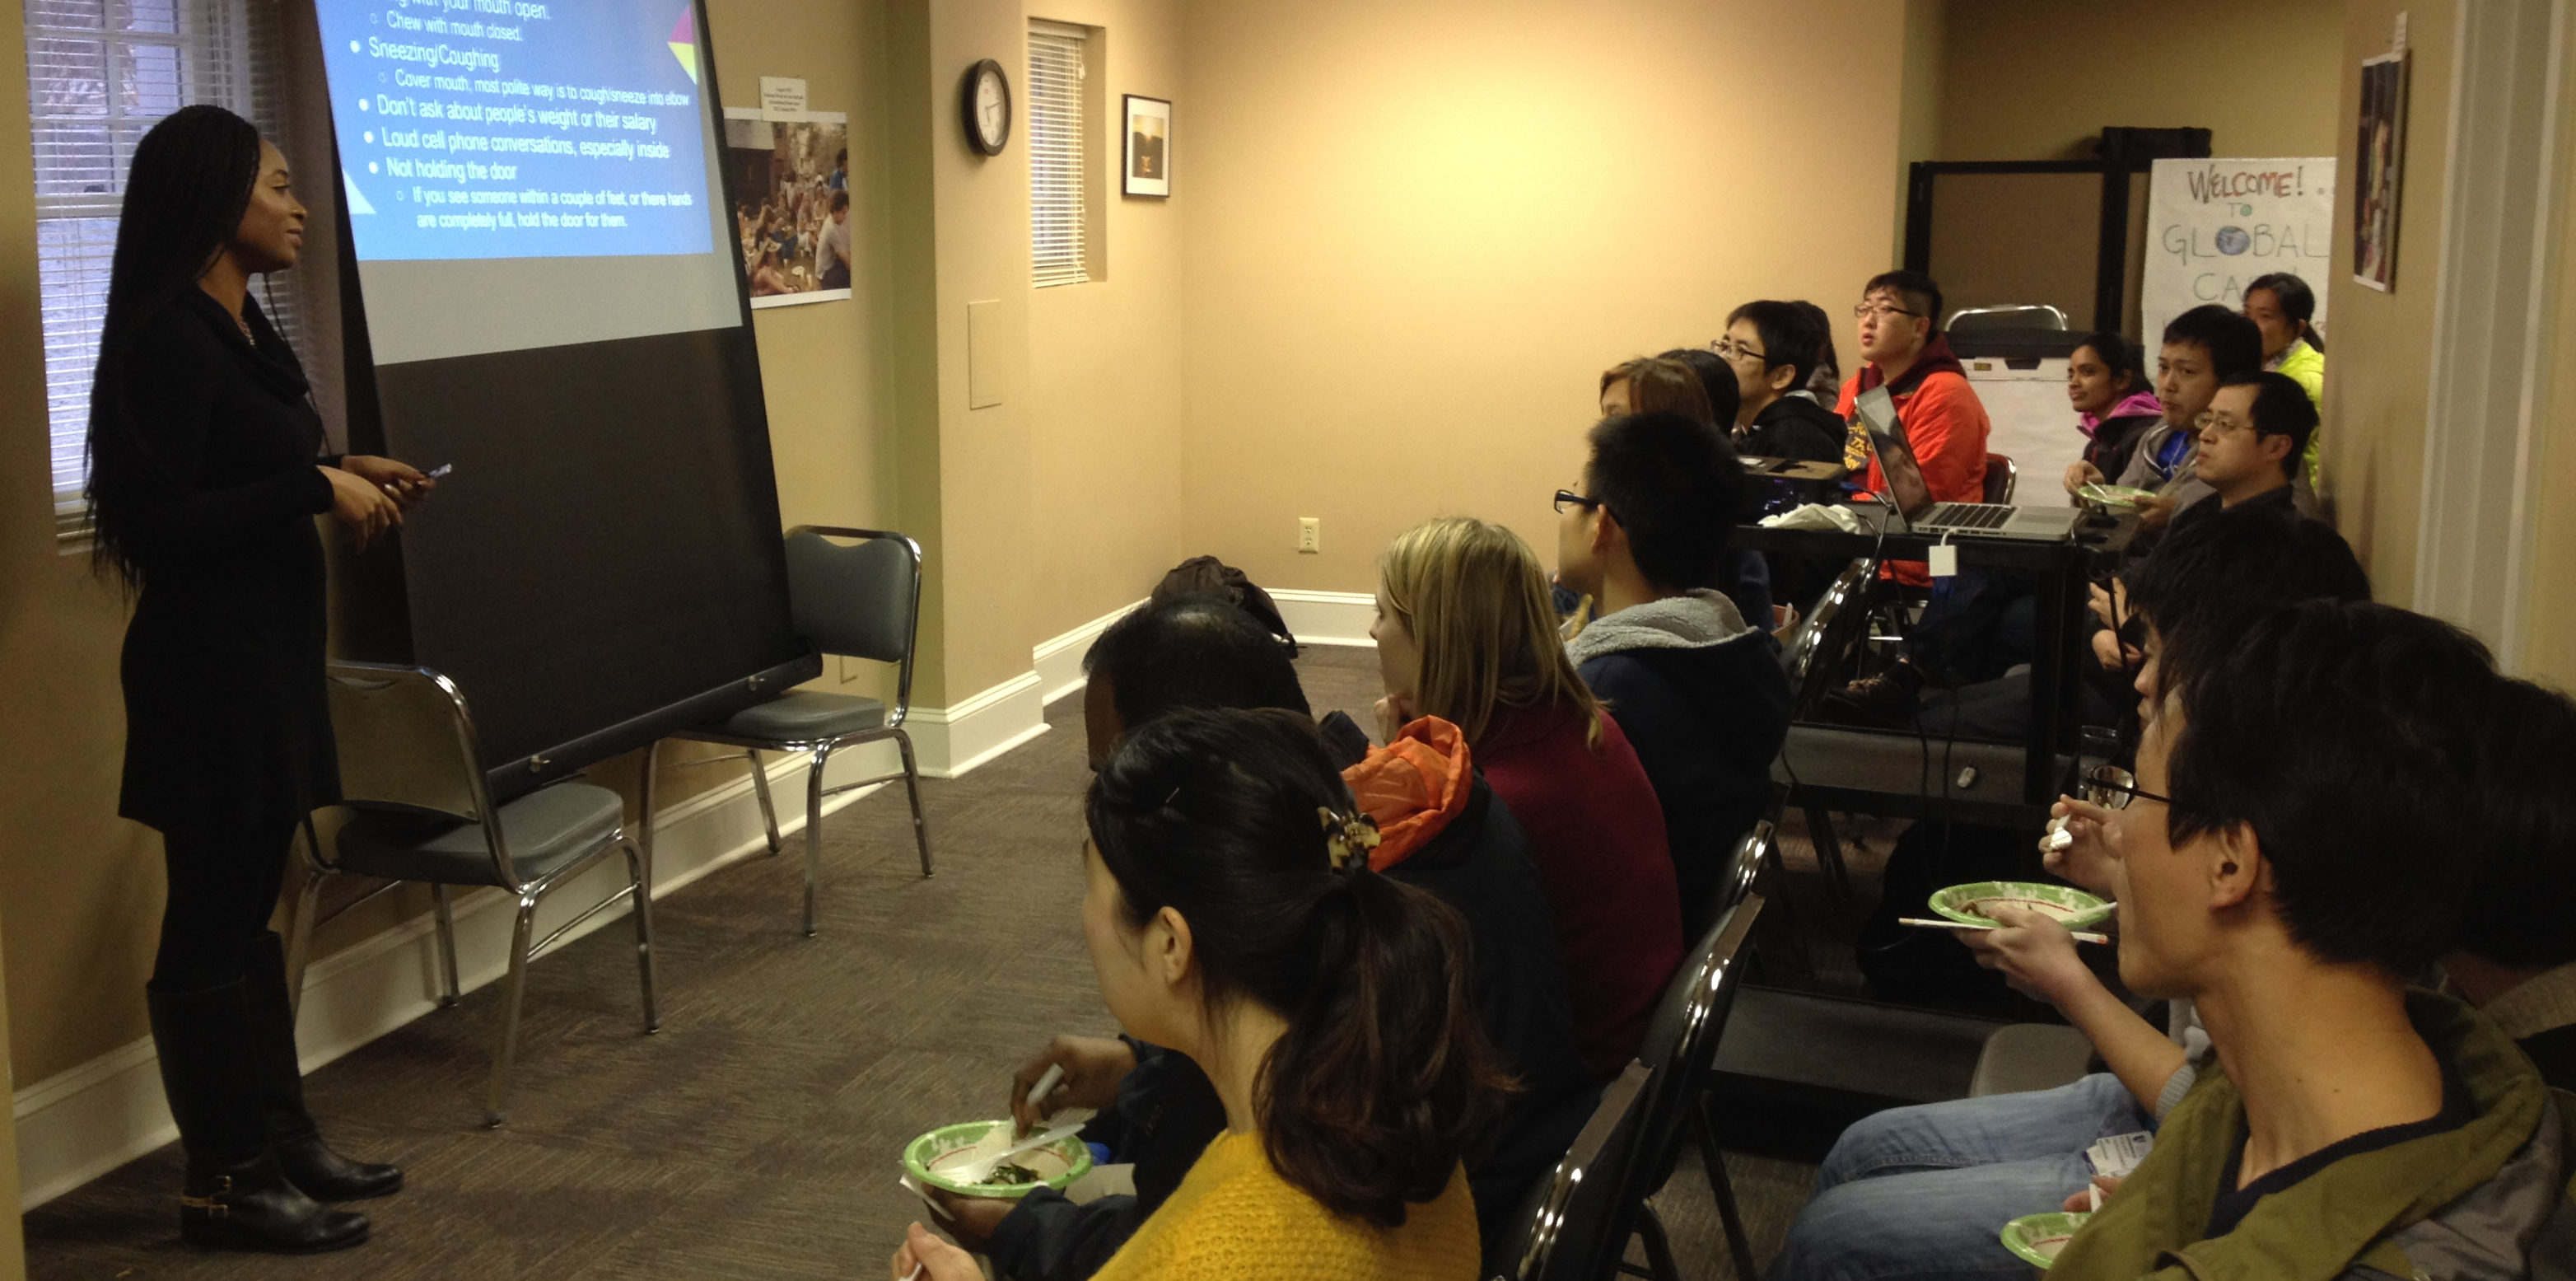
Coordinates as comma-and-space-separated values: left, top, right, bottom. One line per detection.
1373, 517, 1682, 1078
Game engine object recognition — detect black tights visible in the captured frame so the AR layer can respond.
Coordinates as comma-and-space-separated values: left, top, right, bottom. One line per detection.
153, 824, 296, 992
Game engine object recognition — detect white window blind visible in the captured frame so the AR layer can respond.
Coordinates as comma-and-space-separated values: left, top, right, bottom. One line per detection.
1027, 21, 1086, 288
26, 0, 296, 543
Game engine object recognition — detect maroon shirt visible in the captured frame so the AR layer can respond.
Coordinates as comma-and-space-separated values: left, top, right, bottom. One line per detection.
1477, 699, 1683, 1080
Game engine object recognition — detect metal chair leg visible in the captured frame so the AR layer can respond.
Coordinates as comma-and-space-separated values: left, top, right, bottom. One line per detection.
1805, 804, 1855, 906
431, 885, 463, 1008
486, 895, 539, 1127
802, 742, 832, 937
1631, 1200, 1683, 1281
744, 748, 782, 855
895, 727, 933, 877
286, 868, 326, 1022
1692, 1094, 1760, 1281
1759, 839, 1818, 979
624, 838, 660, 1033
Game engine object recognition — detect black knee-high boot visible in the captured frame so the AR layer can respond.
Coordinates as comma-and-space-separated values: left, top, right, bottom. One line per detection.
148, 982, 371, 1252
240, 932, 404, 1201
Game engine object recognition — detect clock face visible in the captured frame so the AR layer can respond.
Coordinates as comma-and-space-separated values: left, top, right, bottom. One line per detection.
978, 74, 1005, 135
964, 59, 1010, 156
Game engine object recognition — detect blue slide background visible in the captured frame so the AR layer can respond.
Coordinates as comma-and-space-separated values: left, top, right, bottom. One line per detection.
315, 0, 715, 261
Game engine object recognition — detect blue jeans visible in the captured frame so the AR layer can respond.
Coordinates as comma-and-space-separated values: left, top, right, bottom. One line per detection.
1766, 1073, 2152, 1281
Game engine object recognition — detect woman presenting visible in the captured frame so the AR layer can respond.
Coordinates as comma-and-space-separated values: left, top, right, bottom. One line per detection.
85, 105, 429, 1253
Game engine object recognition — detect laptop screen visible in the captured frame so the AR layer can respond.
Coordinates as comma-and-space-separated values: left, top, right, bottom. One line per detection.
1855, 386, 1935, 521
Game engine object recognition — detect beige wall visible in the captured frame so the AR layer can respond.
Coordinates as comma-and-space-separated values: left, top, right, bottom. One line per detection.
2518, 18, 2576, 693
1931, 0, 2345, 161
1023, 0, 1188, 643
1176, 0, 1909, 596
2320, 0, 2449, 606
0, 916, 22, 1279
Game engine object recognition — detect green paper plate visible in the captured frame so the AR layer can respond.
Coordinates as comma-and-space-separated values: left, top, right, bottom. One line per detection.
2000, 1211, 2090, 1268
903, 1120, 1094, 1199
1930, 881, 2112, 929
2078, 483, 2156, 507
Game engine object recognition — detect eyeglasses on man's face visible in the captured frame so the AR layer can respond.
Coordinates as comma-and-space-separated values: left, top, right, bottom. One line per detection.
1552, 489, 1606, 515
1853, 301, 1921, 320
1711, 337, 1779, 367
2080, 764, 2172, 810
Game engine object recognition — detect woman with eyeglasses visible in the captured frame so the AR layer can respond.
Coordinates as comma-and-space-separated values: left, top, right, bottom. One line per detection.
86, 105, 430, 1252
1370, 517, 1681, 1081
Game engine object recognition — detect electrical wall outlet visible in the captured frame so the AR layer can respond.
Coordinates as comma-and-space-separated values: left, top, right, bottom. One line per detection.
1297, 517, 1321, 554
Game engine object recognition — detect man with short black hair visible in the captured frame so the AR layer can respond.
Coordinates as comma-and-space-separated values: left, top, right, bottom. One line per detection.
1079, 595, 1309, 769
1720, 301, 1843, 461
2065, 305, 2262, 532
1556, 411, 1791, 935
2163, 371, 2312, 535
1771, 515, 2378, 1281
1835, 270, 1990, 506
2048, 601, 2572, 1278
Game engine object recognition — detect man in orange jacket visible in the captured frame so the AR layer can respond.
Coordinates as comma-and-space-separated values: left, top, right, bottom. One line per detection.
1834, 269, 1991, 512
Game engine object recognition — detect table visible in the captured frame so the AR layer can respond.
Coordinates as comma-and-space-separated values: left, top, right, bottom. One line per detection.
1738, 503, 2137, 824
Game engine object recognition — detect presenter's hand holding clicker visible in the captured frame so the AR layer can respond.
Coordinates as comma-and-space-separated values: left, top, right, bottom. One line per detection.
320, 464, 403, 549
338, 454, 437, 507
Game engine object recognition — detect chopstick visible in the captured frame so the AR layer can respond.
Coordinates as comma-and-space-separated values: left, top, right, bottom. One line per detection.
1900, 917, 2109, 945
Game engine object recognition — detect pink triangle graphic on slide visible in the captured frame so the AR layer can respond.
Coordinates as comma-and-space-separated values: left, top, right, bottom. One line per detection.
667, 7, 698, 83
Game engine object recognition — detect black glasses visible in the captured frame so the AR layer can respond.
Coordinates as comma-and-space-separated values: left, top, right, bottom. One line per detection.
1711, 337, 1779, 367
1553, 489, 1606, 515
2080, 764, 2172, 810
1852, 302, 1922, 320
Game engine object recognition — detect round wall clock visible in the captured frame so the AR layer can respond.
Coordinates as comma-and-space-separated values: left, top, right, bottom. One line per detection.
962, 58, 1011, 157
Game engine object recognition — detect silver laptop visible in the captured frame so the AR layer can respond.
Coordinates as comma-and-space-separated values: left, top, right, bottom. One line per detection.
1855, 386, 2079, 540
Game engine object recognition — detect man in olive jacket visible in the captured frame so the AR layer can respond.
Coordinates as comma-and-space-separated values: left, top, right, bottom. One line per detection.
2049, 601, 2575, 1280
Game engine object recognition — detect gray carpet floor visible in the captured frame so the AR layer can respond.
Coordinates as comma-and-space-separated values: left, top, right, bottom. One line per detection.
21, 646, 1902, 1280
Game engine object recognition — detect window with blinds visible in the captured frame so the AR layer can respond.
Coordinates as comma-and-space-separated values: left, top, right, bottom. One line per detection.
26, 0, 296, 544
1027, 21, 1087, 288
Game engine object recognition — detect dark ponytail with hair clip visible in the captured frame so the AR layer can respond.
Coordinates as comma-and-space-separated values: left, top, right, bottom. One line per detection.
1085, 708, 1514, 1227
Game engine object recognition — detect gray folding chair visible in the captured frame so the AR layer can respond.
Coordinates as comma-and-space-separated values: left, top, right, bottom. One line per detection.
647, 526, 931, 937
291, 662, 660, 1128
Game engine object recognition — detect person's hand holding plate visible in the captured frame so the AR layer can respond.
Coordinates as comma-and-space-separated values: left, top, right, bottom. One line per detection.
1958, 905, 2092, 1006
2063, 1174, 2122, 1213
925, 1189, 1013, 1254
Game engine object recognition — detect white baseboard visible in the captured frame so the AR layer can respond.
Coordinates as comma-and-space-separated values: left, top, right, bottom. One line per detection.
11, 663, 1059, 1212
1033, 598, 1144, 705
1270, 589, 1377, 648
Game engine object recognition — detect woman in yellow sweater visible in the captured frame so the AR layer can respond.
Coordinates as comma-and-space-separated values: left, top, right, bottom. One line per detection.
892, 708, 1514, 1281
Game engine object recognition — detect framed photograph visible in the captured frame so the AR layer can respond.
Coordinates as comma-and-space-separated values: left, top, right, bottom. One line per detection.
1122, 95, 1171, 198
721, 108, 853, 309
2353, 50, 2410, 292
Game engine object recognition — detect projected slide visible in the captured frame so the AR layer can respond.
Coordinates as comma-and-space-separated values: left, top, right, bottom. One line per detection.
316, 0, 714, 262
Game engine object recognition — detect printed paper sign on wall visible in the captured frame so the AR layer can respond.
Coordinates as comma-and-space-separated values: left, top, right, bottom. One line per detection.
2143, 157, 2335, 344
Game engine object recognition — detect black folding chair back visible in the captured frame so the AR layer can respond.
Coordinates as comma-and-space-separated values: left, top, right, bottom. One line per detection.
1495, 1060, 1652, 1281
